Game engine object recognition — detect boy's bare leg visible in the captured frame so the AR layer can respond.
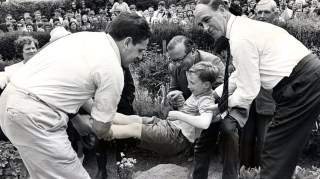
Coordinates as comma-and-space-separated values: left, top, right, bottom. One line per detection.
111, 123, 142, 139
113, 113, 142, 125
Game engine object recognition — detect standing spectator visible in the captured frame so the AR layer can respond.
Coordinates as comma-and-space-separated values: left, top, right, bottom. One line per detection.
105, 0, 115, 17
169, 3, 177, 16
190, 1, 196, 10
154, 1, 166, 22
145, 7, 155, 24
50, 9, 63, 24
34, 10, 42, 26
110, 0, 129, 13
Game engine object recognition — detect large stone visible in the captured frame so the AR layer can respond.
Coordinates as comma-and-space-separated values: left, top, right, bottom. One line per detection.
134, 164, 189, 179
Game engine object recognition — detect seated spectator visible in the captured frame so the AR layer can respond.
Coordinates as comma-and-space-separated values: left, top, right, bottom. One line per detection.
110, 0, 129, 13
104, 61, 221, 155
0, 36, 38, 89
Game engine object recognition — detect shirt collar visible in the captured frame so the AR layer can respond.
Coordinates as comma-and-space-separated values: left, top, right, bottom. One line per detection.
194, 89, 214, 99
226, 14, 236, 40
106, 33, 121, 65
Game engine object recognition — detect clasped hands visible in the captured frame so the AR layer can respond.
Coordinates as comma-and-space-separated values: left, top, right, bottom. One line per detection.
71, 114, 113, 140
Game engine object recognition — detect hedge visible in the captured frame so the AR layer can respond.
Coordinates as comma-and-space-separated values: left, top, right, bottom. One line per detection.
0, 0, 67, 24
1, 17, 320, 61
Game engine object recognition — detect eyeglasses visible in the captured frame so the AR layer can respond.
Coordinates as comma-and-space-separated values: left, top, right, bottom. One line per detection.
170, 52, 190, 64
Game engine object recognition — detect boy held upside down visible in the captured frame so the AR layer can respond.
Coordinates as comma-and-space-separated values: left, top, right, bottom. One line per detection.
109, 61, 221, 155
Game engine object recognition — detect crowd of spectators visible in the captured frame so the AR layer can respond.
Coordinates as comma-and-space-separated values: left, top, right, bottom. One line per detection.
1, 0, 320, 34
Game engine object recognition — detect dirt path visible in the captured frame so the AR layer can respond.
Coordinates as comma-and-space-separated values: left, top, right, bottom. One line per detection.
83, 146, 223, 179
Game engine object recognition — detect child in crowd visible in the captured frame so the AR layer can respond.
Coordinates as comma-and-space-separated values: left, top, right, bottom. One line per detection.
108, 61, 221, 155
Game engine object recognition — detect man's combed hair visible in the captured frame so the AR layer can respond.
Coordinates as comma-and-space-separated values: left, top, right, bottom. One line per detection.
197, 0, 229, 10
188, 61, 219, 84
108, 12, 152, 45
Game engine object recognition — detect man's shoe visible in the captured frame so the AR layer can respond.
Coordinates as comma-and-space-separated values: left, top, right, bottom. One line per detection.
95, 169, 107, 179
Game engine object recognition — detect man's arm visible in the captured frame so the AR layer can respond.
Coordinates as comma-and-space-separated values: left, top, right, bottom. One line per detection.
168, 63, 179, 92
90, 68, 124, 139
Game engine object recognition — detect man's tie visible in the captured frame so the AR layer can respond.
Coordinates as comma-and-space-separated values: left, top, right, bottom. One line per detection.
218, 38, 230, 113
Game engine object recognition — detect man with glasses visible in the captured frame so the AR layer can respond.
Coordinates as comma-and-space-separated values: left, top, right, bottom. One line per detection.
166, 35, 225, 179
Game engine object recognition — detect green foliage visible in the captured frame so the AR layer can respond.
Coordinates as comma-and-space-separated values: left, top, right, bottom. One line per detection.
151, 23, 216, 52
0, 141, 28, 178
293, 166, 320, 179
0, 0, 67, 24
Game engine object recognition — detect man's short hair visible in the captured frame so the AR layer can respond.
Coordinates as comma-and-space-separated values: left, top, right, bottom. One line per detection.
256, 0, 277, 12
108, 12, 152, 45
197, 0, 229, 11
167, 35, 195, 54
158, 1, 166, 6
188, 61, 219, 84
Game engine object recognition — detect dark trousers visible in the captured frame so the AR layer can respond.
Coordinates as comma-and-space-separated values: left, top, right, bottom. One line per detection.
193, 115, 239, 179
193, 122, 220, 179
240, 101, 272, 168
261, 54, 320, 179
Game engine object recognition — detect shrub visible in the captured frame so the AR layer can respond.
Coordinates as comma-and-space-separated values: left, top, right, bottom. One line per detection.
0, 141, 28, 178
0, 0, 67, 24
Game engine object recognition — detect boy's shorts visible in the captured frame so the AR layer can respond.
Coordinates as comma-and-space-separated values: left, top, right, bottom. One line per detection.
138, 116, 190, 155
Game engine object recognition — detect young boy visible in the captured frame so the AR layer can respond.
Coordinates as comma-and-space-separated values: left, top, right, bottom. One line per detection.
109, 61, 221, 155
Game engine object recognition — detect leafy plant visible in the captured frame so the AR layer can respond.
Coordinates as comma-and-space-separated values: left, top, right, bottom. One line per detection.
116, 152, 137, 179
0, 141, 28, 178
